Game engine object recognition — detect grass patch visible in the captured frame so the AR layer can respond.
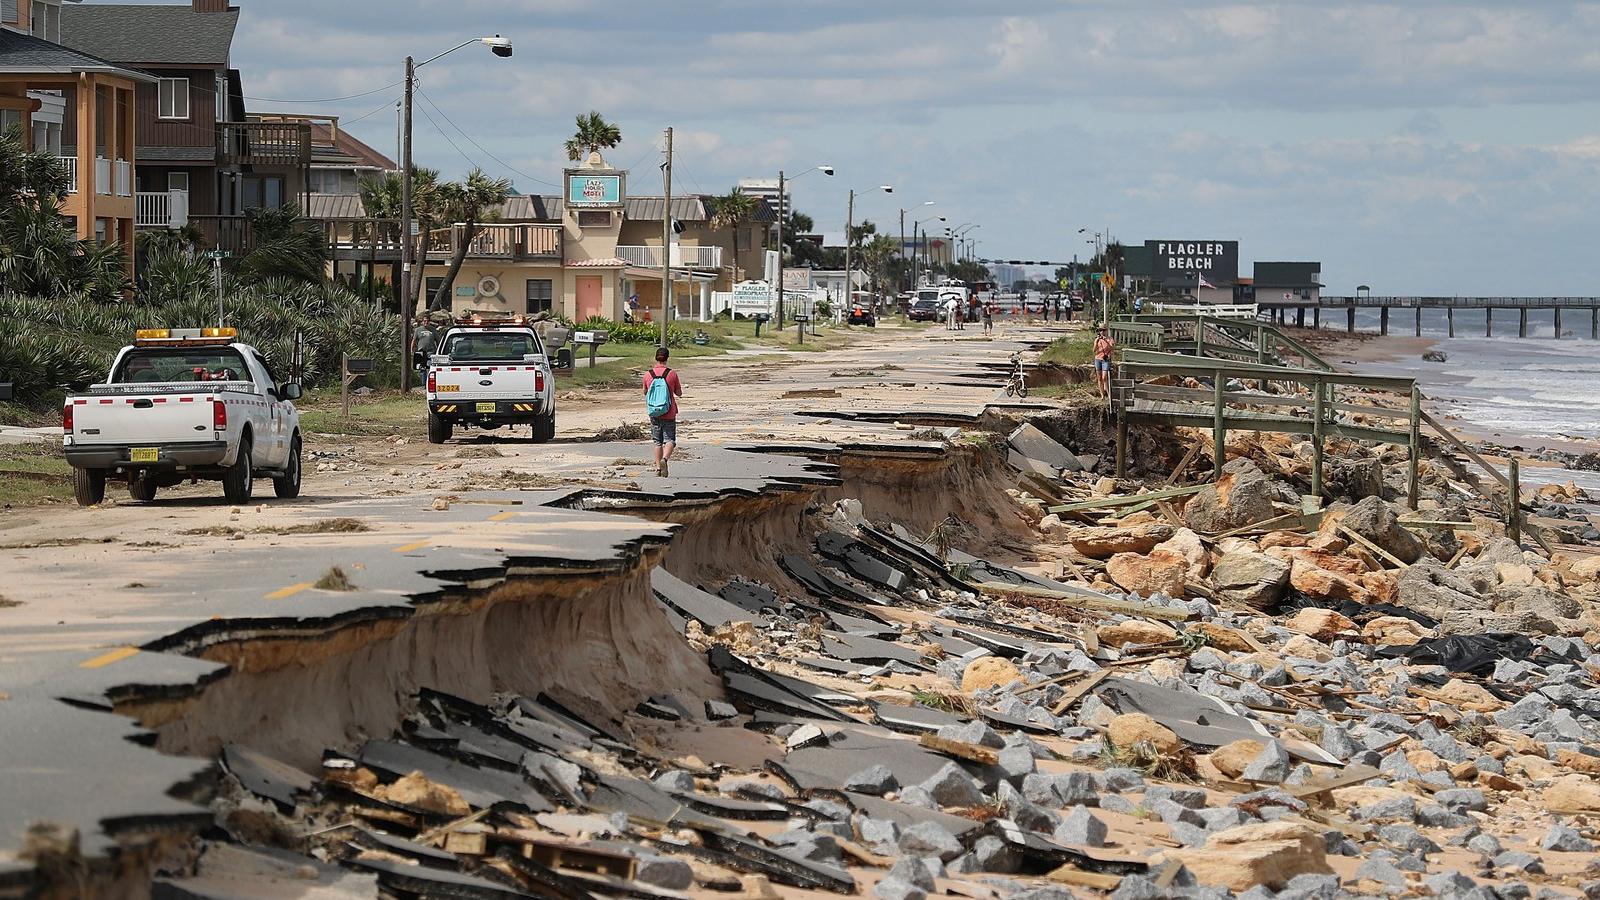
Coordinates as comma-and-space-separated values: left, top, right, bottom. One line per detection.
1026, 383, 1095, 400
912, 690, 979, 717
181, 518, 371, 537
0, 443, 74, 507
313, 566, 356, 591
297, 390, 424, 437
1039, 330, 1095, 366
1097, 740, 1196, 782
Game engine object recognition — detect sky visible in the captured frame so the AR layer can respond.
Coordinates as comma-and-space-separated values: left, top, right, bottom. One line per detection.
125, 0, 1600, 294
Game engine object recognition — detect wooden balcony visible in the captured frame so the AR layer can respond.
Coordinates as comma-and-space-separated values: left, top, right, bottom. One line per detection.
426, 223, 562, 262
217, 121, 312, 166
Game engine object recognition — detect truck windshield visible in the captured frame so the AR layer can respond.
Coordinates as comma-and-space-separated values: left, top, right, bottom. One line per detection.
443, 332, 539, 362
113, 348, 249, 384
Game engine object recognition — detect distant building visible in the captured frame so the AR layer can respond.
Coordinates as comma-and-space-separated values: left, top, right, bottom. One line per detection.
1252, 261, 1323, 304
737, 177, 787, 219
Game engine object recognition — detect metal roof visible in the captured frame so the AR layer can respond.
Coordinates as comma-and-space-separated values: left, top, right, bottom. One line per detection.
60, 3, 239, 67
500, 195, 562, 222
624, 196, 709, 222
307, 193, 367, 219
136, 145, 215, 162
1253, 261, 1323, 288
0, 27, 156, 82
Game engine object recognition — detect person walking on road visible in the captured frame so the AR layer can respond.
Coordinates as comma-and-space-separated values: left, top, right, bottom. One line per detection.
642, 346, 683, 477
982, 302, 993, 334
1093, 326, 1115, 401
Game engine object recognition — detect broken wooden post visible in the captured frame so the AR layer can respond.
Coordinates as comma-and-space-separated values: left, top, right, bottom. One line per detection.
1407, 385, 1421, 509
1311, 381, 1325, 498
1194, 314, 1205, 358
1212, 373, 1225, 477
1508, 457, 1522, 544
1114, 392, 1128, 479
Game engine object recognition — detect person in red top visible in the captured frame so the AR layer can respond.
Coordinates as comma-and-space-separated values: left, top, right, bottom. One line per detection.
642, 346, 684, 476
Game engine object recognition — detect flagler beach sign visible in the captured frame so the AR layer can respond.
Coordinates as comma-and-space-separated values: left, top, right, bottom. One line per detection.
1146, 240, 1239, 284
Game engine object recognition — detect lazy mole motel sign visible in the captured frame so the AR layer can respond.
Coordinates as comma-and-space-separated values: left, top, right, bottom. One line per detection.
1146, 240, 1238, 284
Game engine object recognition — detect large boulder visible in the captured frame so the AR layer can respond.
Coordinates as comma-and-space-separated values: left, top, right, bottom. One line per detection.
1160, 821, 1333, 891
1396, 559, 1490, 619
1285, 608, 1356, 642
1155, 528, 1209, 580
1326, 457, 1384, 500
961, 657, 1022, 693
1096, 620, 1177, 648
1543, 775, 1600, 814
1287, 557, 1372, 604
1183, 459, 1277, 534
1106, 550, 1188, 598
1338, 496, 1426, 564
1066, 524, 1175, 559
1211, 550, 1291, 609
1108, 713, 1183, 757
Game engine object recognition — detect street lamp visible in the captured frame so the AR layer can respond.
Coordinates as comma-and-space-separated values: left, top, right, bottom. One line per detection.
1079, 227, 1109, 328
399, 35, 513, 391
774, 164, 833, 330
912, 214, 945, 289
843, 184, 891, 313
899, 201, 934, 292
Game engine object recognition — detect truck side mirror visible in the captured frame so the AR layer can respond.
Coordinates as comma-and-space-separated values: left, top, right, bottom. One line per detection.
281, 383, 303, 400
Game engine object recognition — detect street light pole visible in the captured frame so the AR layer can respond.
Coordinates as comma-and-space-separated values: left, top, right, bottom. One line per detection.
397, 35, 512, 392
773, 164, 832, 330
842, 184, 890, 314
399, 54, 414, 391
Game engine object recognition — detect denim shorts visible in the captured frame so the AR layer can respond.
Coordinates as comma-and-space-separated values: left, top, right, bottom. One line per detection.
1096, 359, 1112, 374
650, 418, 677, 445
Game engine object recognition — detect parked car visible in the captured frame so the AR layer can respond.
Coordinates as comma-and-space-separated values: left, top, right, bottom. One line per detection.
908, 298, 940, 322
427, 315, 556, 444
847, 304, 877, 327
63, 327, 302, 505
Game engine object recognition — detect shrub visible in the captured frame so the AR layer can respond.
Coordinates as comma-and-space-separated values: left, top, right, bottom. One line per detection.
575, 315, 691, 347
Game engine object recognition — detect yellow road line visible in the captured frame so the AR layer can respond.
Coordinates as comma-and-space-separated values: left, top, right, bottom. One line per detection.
392, 539, 432, 553
265, 582, 313, 600
487, 511, 515, 522
80, 646, 139, 669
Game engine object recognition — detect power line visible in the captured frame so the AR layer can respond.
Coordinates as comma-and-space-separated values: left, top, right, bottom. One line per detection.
339, 94, 401, 128
415, 88, 558, 188
414, 101, 478, 170
243, 81, 406, 105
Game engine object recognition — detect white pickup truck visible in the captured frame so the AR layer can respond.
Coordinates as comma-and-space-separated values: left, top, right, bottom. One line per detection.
426, 320, 556, 444
62, 328, 303, 505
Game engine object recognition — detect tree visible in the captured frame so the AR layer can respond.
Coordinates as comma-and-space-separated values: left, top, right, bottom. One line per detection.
564, 111, 622, 162
429, 169, 512, 311
947, 259, 991, 284
0, 126, 127, 300
847, 219, 877, 251
236, 204, 328, 284
860, 235, 898, 300
359, 167, 441, 314
707, 188, 758, 279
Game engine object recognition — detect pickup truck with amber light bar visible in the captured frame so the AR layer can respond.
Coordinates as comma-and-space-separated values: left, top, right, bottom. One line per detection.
62, 328, 304, 505
426, 315, 556, 444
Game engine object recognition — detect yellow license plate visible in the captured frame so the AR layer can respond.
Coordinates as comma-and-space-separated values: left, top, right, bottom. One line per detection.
436, 384, 459, 393
475, 402, 498, 413
130, 447, 159, 463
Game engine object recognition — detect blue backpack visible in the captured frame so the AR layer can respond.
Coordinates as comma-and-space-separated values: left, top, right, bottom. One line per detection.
645, 367, 672, 418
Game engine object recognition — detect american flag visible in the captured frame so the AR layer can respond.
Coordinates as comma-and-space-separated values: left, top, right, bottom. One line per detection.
1197, 272, 1216, 289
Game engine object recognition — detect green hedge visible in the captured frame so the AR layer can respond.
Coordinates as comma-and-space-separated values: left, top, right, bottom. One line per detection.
576, 316, 692, 347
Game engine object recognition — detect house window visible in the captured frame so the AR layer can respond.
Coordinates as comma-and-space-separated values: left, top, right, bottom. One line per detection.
30, 1, 44, 37
525, 278, 553, 315
576, 210, 609, 228
168, 172, 190, 193
215, 74, 227, 122
158, 78, 190, 120
0, 110, 19, 135
239, 174, 283, 211
425, 277, 445, 301
308, 170, 346, 193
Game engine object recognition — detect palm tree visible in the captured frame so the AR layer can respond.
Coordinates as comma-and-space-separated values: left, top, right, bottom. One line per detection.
860, 235, 898, 302
0, 125, 128, 300
707, 188, 758, 279
236, 204, 328, 284
564, 111, 622, 162
429, 169, 512, 311
358, 167, 441, 314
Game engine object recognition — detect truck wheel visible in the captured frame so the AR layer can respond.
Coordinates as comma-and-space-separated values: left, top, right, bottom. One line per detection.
73, 468, 106, 506
427, 412, 451, 444
223, 437, 254, 503
274, 435, 302, 499
129, 477, 157, 502
531, 412, 556, 444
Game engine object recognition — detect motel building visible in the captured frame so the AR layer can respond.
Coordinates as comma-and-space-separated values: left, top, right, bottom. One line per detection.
413, 152, 774, 322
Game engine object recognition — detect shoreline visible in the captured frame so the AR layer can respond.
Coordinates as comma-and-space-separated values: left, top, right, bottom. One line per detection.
1280, 324, 1600, 457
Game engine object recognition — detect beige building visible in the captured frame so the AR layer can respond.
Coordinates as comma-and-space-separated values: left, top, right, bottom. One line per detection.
414, 152, 775, 322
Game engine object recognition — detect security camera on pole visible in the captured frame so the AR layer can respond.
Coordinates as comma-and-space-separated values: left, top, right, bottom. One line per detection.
399, 35, 513, 392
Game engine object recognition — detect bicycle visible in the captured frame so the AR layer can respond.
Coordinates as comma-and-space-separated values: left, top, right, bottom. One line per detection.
1003, 352, 1028, 398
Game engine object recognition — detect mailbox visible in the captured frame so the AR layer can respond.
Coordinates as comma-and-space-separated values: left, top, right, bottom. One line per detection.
752, 312, 772, 337
0, 382, 13, 402
344, 357, 375, 376
572, 330, 610, 368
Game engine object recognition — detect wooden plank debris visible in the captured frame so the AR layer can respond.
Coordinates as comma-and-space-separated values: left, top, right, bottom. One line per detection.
918, 734, 1000, 765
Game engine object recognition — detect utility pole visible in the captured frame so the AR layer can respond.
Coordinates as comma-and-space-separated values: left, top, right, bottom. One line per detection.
843, 189, 855, 315
775, 168, 786, 330
659, 126, 673, 348
898, 209, 906, 294
399, 54, 414, 392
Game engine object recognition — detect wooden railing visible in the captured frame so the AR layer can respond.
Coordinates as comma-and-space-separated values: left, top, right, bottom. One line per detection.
426, 223, 562, 261
217, 121, 312, 166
